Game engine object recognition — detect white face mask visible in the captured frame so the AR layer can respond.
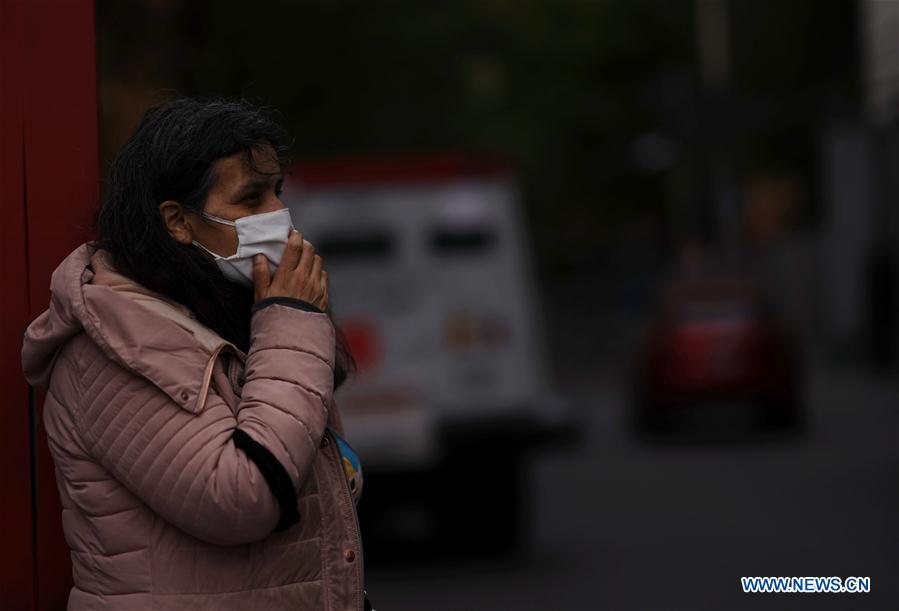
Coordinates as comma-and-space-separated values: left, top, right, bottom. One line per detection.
192, 207, 295, 287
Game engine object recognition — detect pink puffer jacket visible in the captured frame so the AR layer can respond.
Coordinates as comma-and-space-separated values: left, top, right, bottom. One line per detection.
21, 243, 365, 610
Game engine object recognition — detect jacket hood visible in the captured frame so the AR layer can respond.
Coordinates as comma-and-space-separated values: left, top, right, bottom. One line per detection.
22, 243, 243, 411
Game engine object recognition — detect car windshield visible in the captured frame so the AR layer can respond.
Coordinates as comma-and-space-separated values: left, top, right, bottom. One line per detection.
316, 231, 395, 261
429, 226, 496, 254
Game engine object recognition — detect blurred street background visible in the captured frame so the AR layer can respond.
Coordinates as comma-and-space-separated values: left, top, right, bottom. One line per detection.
96, 1, 898, 609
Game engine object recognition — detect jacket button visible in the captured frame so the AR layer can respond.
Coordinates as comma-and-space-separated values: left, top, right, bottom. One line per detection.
344, 549, 355, 563
320, 436, 329, 449
180, 390, 190, 401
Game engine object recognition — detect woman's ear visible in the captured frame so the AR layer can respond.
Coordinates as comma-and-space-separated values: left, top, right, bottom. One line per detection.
159, 200, 193, 245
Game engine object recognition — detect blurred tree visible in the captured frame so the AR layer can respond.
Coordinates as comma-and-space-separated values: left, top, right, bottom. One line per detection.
96, 0, 857, 277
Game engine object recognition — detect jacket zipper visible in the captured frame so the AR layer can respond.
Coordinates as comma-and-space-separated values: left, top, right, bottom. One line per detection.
327, 428, 365, 611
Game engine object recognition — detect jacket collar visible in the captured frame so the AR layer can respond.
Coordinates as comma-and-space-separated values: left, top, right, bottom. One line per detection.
24, 243, 245, 412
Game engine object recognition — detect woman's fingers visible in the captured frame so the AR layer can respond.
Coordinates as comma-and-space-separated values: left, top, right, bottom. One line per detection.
310, 254, 322, 292
279, 230, 304, 272
310, 255, 328, 309
319, 270, 329, 310
296, 238, 315, 279
253, 254, 271, 302
270, 230, 303, 289
255, 230, 330, 308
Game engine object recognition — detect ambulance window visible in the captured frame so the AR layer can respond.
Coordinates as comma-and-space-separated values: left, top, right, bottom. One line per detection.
316, 232, 395, 261
429, 227, 496, 254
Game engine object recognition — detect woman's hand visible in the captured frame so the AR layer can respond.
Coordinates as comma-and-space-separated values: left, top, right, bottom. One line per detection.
253, 229, 329, 311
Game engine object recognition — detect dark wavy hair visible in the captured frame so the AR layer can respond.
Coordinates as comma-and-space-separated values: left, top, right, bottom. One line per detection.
96, 96, 355, 389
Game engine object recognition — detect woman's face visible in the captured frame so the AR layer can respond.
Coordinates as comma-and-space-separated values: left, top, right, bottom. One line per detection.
164, 144, 285, 257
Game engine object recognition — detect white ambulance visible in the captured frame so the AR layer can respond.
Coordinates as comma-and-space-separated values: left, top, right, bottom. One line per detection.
284, 155, 573, 551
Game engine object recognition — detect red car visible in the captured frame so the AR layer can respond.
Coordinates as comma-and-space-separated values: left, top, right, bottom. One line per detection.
634, 280, 802, 433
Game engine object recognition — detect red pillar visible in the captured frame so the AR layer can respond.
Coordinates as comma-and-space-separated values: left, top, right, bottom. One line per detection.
0, 1, 99, 608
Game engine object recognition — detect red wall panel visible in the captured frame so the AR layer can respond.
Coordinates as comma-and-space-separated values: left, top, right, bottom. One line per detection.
0, 0, 37, 607
1, 1, 99, 609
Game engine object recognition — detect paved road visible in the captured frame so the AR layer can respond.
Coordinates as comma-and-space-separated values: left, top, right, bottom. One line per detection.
364, 369, 898, 610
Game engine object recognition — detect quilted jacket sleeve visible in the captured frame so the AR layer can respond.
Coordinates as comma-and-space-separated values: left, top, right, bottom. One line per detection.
78, 304, 335, 546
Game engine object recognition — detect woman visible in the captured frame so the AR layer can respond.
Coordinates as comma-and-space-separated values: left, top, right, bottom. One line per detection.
22, 97, 371, 610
